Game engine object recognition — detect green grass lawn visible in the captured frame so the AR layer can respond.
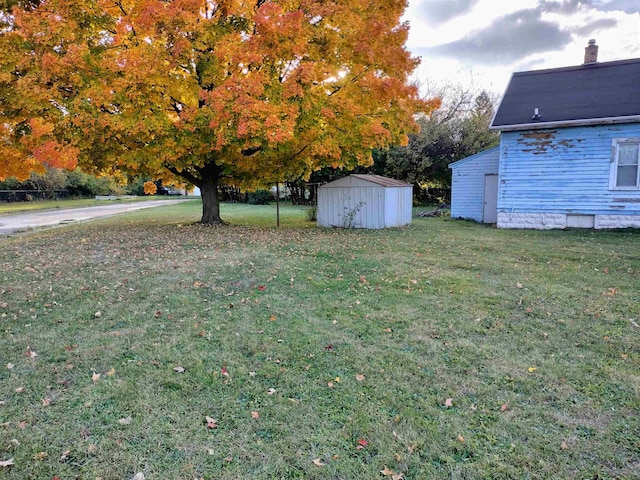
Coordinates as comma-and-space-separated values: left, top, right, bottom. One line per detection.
0, 203, 638, 479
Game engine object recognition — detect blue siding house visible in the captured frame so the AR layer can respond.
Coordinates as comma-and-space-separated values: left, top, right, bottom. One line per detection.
453, 41, 640, 229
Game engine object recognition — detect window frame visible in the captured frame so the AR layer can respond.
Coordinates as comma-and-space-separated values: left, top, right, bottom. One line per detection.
610, 138, 640, 190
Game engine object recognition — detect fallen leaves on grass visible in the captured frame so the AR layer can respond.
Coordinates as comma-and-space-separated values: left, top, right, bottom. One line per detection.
380, 465, 403, 479
91, 372, 101, 382
24, 350, 38, 358
251, 411, 259, 419
356, 439, 368, 450
205, 416, 218, 429
312, 458, 325, 467
444, 398, 453, 408
34, 451, 47, 460
380, 466, 394, 475
500, 403, 509, 412
267, 388, 276, 395
173, 366, 185, 373
560, 440, 569, 450
356, 373, 365, 381
106, 367, 115, 376
221, 366, 229, 377
0, 458, 14, 467
527, 367, 537, 373
41, 397, 51, 407
118, 416, 132, 425
6, 363, 14, 369
15, 387, 24, 394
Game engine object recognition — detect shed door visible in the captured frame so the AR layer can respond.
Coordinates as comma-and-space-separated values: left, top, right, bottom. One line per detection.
483, 174, 498, 223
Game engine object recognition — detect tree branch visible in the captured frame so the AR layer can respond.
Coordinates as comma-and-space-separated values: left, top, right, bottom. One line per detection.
100, 105, 119, 115
164, 164, 201, 186
114, 1, 128, 17
241, 146, 262, 156
169, 96, 184, 114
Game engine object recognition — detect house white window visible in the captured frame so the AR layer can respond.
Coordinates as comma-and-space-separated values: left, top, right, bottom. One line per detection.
611, 139, 640, 189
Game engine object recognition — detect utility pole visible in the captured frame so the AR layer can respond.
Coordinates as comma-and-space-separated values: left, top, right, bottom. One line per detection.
276, 182, 280, 228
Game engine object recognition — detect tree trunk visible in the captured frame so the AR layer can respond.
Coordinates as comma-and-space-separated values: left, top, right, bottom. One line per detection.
199, 175, 223, 224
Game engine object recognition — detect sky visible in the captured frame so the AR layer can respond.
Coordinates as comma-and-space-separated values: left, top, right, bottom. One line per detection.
403, 0, 640, 97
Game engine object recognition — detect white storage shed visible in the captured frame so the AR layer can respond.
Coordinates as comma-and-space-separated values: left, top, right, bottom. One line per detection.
317, 174, 413, 229
449, 147, 500, 223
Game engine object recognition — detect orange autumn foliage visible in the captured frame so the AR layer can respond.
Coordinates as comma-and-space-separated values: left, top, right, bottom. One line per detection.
143, 181, 158, 195
1, 0, 438, 223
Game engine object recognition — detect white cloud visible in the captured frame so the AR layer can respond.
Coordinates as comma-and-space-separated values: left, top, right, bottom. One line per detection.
405, 0, 640, 95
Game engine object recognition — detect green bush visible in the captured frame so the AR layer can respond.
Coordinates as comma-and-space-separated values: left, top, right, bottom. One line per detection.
305, 205, 317, 222
66, 169, 119, 196
248, 189, 273, 205
126, 177, 147, 196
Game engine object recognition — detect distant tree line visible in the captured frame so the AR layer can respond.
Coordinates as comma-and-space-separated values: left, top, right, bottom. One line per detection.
0, 167, 135, 201
280, 86, 499, 206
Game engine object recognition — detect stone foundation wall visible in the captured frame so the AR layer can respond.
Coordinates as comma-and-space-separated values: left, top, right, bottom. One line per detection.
498, 212, 640, 229
594, 215, 640, 229
497, 212, 566, 229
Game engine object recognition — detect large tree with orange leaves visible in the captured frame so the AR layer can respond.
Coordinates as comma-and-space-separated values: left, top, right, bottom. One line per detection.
1, 0, 437, 224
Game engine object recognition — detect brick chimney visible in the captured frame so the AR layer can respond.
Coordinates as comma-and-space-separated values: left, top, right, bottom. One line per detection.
584, 39, 598, 64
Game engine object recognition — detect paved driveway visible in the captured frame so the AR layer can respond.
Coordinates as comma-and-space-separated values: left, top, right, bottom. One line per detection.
0, 199, 190, 235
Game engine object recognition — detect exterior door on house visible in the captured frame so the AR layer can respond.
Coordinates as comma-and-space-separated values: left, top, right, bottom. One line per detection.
483, 174, 498, 223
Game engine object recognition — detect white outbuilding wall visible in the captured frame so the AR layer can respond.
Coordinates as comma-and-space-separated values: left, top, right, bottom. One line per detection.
449, 147, 500, 223
317, 175, 412, 229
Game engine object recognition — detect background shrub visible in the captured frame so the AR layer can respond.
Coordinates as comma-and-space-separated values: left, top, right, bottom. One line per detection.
247, 189, 273, 205
305, 205, 317, 222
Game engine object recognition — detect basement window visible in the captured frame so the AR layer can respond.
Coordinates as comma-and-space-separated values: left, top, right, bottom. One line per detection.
610, 139, 640, 189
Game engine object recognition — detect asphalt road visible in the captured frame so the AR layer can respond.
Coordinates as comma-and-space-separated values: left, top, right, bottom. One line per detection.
0, 199, 190, 235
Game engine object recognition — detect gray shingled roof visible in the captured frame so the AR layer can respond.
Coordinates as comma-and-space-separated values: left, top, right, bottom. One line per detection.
491, 58, 640, 131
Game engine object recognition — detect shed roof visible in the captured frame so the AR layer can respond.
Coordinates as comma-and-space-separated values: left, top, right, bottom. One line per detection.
491, 58, 640, 131
320, 174, 411, 188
